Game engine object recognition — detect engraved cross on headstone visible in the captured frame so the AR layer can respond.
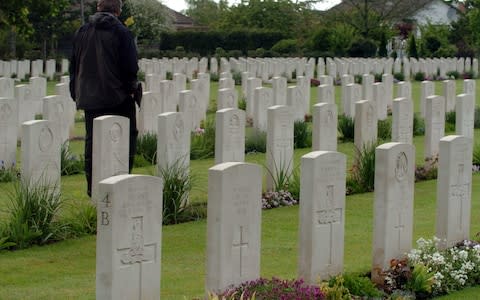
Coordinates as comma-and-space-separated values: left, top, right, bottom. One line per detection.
232, 226, 248, 277
117, 216, 156, 299
316, 185, 340, 268
394, 214, 405, 249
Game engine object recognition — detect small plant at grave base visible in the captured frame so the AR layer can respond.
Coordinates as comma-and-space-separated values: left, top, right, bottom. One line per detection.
382, 237, 480, 297
350, 143, 377, 193
210, 73, 219, 82
190, 119, 215, 160
0, 161, 19, 183
61, 201, 97, 238
342, 273, 384, 298
159, 156, 193, 225
374, 73, 382, 82
338, 114, 354, 142
238, 98, 247, 111
446, 70, 460, 79
137, 70, 145, 82
166, 71, 173, 80
463, 71, 475, 79
245, 129, 266, 154
445, 110, 456, 127
60, 142, 84, 176
207, 291, 254, 300
394, 72, 405, 82
415, 155, 438, 182
413, 113, 425, 136
474, 106, 480, 129
135, 132, 157, 165
473, 143, 480, 166
262, 190, 297, 209
414, 72, 426, 82
294, 120, 311, 149
377, 119, 392, 141
75, 111, 85, 123
319, 275, 352, 299
354, 74, 362, 84
219, 277, 325, 300
265, 155, 293, 193
232, 71, 242, 85
311, 78, 321, 86
1, 179, 65, 250
304, 113, 312, 123
287, 168, 300, 201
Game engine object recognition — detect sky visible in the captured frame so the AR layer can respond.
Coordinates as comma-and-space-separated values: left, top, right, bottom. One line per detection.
161, 0, 342, 13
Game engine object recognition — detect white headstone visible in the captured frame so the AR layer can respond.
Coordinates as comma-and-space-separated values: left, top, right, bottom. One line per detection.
424, 95, 445, 159
252, 87, 273, 132
92, 116, 129, 202
266, 105, 294, 191
392, 97, 413, 144
206, 162, 262, 293
0, 97, 18, 167
246, 78, 262, 118
272, 77, 287, 106
298, 151, 346, 283
215, 108, 245, 164
318, 84, 334, 104
0, 77, 14, 98
382, 74, 393, 109
217, 88, 238, 110
396, 81, 411, 101
179, 90, 201, 132
362, 74, 374, 101
372, 142, 415, 283
138, 91, 162, 135
443, 80, 456, 112
96, 174, 162, 300
436, 135, 473, 249
43, 95, 70, 145
157, 112, 190, 171
456, 93, 475, 140
373, 82, 387, 120
344, 83, 361, 118
420, 81, 435, 118
287, 86, 306, 122
312, 103, 338, 151
354, 100, 377, 151
21, 120, 60, 189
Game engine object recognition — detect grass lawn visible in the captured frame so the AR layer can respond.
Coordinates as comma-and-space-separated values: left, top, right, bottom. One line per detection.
0, 78, 479, 298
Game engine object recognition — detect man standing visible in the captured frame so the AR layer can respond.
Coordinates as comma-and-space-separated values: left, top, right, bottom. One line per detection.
69, 0, 139, 197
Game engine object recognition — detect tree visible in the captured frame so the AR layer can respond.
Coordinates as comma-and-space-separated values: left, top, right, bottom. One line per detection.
407, 33, 418, 58
0, 0, 32, 57
185, 0, 228, 28
121, 0, 172, 43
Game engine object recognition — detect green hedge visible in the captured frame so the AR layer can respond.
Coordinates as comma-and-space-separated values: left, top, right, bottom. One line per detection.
159, 30, 287, 56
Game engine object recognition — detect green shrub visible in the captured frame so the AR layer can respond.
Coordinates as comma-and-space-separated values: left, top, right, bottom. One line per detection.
271, 39, 299, 55
238, 97, 247, 111
414, 72, 425, 81
287, 168, 300, 201
0, 161, 19, 183
343, 273, 384, 298
232, 71, 242, 85
377, 119, 392, 141
265, 156, 293, 192
245, 129, 266, 153
348, 37, 377, 58
413, 113, 425, 136
351, 143, 377, 193
210, 73, 219, 82
446, 70, 460, 79
159, 156, 193, 225
474, 106, 480, 129
338, 114, 354, 142
1, 180, 65, 249
473, 143, 480, 165
415, 155, 438, 182
190, 119, 215, 160
394, 72, 405, 81
60, 142, 84, 176
354, 74, 363, 84
62, 202, 97, 237
136, 132, 157, 165
293, 120, 311, 149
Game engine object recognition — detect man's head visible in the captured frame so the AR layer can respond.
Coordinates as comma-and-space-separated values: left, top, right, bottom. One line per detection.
97, 0, 122, 16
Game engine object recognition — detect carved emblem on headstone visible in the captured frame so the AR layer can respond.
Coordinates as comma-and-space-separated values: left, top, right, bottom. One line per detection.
395, 152, 408, 181
109, 123, 122, 143
39, 127, 54, 152
0, 103, 12, 121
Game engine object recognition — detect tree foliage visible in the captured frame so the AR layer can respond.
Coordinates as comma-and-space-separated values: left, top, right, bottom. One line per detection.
121, 0, 172, 42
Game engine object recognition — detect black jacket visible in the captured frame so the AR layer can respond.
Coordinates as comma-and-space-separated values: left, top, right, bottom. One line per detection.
69, 12, 139, 110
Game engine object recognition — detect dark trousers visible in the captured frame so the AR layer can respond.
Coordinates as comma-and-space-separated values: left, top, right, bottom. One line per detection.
84, 99, 138, 197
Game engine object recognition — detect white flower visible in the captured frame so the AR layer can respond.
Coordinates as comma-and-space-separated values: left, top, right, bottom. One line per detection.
458, 250, 469, 260
431, 252, 445, 265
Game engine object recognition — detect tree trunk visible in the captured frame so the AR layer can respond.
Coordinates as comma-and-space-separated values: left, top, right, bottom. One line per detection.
9, 28, 17, 58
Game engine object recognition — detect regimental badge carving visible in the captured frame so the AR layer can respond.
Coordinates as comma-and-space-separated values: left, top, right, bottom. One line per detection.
173, 115, 184, 141
109, 122, 122, 143
39, 127, 54, 152
395, 152, 408, 181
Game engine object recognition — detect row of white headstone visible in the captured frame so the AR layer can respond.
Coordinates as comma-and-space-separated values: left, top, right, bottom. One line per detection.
0, 58, 69, 80
138, 56, 478, 83
0, 76, 76, 168
95, 134, 473, 298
